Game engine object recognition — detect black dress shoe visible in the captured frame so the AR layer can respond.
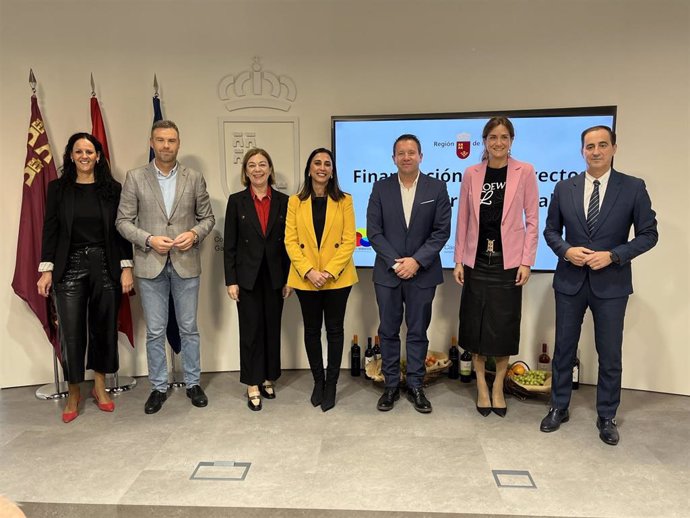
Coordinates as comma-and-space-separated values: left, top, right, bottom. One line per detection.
186, 385, 208, 407
596, 417, 619, 445
540, 408, 570, 432
144, 390, 167, 414
406, 387, 432, 414
259, 383, 276, 400
377, 388, 400, 411
310, 380, 324, 407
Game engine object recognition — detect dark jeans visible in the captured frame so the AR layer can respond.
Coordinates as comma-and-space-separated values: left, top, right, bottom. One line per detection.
53, 247, 120, 384
295, 286, 352, 382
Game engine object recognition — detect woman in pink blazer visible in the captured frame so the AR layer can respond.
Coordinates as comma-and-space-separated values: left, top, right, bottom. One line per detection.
453, 116, 539, 417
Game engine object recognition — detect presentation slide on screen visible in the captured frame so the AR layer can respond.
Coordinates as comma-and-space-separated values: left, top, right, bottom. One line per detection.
333, 111, 616, 271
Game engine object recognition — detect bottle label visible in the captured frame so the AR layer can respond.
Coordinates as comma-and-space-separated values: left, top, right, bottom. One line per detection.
460, 360, 472, 376
572, 365, 579, 382
537, 362, 551, 372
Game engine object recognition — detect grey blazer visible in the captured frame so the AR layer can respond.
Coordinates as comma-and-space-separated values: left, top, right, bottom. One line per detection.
116, 162, 215, 279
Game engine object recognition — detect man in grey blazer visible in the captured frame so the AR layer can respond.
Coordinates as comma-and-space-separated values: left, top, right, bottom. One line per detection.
116, 120, 215, 414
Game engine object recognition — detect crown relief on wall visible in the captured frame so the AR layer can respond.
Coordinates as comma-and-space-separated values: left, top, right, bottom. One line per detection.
218, 57, 297, 112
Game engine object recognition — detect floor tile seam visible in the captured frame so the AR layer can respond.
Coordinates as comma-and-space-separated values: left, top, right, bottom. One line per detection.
17, 500, 605, 517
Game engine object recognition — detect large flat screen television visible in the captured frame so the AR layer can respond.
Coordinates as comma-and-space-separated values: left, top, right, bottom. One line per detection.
332, 106, 617, 271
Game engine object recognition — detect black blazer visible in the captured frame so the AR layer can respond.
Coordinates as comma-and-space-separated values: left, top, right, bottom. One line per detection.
41, 179, 133, 283
224, 187, 289, 291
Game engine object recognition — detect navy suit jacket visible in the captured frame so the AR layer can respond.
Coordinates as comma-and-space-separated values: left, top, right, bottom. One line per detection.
544, 169, 658, 298
367, 172, 451, 288
223, 187, 289, 291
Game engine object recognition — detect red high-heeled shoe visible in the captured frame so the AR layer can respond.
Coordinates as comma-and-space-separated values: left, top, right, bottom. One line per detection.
92, 389, 115, 412
62, 396, 81, 423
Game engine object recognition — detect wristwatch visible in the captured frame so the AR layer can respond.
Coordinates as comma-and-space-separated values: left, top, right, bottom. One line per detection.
609, 251, 620, 264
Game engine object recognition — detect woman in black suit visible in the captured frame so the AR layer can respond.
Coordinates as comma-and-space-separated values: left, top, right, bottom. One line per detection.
224, 148, 292, 411
37, 133, 133, 423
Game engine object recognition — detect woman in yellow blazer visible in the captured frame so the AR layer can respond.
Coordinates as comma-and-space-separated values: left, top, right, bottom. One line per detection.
285, 148, 358, 412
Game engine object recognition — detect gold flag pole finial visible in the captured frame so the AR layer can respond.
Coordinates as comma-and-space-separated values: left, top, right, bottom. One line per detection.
29, 68, 37, 94
90, 73, 96, 97
153, 74, 159, 98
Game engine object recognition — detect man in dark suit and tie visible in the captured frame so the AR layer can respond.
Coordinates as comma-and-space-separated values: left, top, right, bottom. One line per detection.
367, 134, 451, 413
540, 126, 658, 445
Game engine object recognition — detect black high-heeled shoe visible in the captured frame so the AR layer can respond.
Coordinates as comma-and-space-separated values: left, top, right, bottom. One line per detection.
476, 405, 492, 417
311, 380, 324, 407
321, 380, 337, 412
491, 406, 507, 418
476, 390, 491, 417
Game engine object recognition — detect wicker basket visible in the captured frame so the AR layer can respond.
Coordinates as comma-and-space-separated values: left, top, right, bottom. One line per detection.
504, 361, 551, 400
365, 350, 451, 385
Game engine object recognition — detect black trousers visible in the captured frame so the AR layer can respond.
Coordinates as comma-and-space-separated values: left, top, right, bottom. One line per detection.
237, 260, 284, 385
53, 247, 121, 384
295, 286, 352, 382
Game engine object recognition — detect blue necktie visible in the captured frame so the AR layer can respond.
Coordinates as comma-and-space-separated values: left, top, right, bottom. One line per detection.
587, 180, 600, 234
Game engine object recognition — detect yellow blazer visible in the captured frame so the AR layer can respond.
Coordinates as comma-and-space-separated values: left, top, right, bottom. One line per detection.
285, 193, 358, 290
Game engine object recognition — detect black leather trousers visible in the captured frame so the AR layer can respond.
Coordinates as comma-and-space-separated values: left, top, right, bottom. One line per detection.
53, 246, 121, 384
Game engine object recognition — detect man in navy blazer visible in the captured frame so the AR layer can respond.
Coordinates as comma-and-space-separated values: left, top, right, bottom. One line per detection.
367, 134, 451, 413
540, 126, 658, 445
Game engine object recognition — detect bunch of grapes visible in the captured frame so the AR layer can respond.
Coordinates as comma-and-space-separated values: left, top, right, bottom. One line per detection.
513, 369, 548, 386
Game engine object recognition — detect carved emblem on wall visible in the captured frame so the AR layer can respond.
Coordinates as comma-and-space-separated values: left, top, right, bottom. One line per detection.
218, 57, 297, 112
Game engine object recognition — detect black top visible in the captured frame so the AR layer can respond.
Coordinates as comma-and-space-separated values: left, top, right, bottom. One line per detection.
312, 196, 327, 249
477, 165, 507, 254
71, 183, 105, 250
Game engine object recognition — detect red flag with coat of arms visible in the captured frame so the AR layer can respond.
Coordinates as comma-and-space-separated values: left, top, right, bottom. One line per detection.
91, 95, 135, 348
12, 95, 60, 354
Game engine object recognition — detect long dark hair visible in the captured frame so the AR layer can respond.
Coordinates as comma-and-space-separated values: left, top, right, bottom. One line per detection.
296, 148, 345, 201
59, 132, 118, 200
481, 116, 515, 161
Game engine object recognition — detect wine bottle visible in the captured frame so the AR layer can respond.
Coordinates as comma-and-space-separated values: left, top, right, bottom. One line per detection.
460, 345, 472, 383
448, 336, 459, 379
572, 349, 580, 390
373, 335, 382, 361
537, 343, 551, 372
364, 336, 374, 380
350, 334, 361, 377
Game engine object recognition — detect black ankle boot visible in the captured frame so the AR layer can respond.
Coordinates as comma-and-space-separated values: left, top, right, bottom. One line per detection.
311, 379, 325, 407
321, 379, 337, 412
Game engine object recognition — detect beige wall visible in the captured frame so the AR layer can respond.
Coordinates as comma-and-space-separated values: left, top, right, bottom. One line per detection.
1, 0, 688, 394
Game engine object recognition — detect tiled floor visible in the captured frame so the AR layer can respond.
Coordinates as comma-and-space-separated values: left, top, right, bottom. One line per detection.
1, 370, 688, 517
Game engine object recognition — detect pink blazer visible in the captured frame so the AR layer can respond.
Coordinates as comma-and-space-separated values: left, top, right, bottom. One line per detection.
454, 157, 539, 269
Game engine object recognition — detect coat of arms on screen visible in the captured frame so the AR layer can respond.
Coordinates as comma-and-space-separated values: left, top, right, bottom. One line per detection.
456, 132, 471, 159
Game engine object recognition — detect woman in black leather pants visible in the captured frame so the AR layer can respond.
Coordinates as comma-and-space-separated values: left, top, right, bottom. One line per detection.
37, 133, 133, 423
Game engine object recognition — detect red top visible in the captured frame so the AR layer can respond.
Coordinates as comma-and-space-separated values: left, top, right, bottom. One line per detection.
251, 185, 272, 235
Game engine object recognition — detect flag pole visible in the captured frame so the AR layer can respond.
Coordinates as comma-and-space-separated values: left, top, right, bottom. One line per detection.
23, 70, 68, 401
35, 350, 69, 400
89, 73, 137, 394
